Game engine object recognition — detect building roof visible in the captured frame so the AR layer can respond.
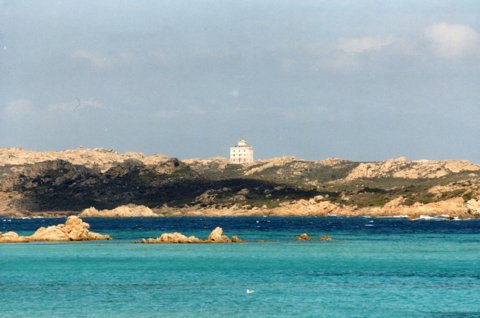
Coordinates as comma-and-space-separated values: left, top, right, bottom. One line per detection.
235, 139, 250, 147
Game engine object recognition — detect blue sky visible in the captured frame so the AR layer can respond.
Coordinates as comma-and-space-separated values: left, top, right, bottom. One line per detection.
1, 0, 480, 161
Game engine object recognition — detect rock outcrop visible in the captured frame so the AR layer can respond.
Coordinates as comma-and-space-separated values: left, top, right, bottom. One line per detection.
268, 199, 351, 217
205, 226, 231, 242
0, 231, 29, 243
0, 147, 171, 172
293, 233, 312, 241
139, 227, 243, 244
79, 204, 158, 218
346, 157, 480, 180
362, 197, 468, 218
231, 235, 245, 243
466, 199, 480, 216
244, 157, 298, 175
0, 216, 111, 243
182, 157, 229, 174
141, 232, 202, 244
318, 236, 332, 241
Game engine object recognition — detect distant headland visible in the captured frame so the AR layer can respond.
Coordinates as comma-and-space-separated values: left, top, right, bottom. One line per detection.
1, 147, 479, 219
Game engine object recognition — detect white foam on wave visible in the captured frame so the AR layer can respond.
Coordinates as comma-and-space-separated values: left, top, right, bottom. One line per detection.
415, 215, 450, 221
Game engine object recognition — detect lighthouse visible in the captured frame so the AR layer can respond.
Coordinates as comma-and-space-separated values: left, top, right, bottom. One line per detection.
230, 139, 254, 163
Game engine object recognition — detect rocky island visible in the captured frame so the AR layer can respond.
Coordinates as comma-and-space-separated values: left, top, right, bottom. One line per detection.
139, 227, 244, 244
1, 147, 480, 219
0, 216, 111, 243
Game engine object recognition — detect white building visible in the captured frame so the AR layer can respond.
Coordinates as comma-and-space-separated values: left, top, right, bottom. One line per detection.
230, 139, 254, 163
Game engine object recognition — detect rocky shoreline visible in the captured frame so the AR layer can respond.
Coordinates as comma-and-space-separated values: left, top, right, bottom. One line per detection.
1, 147, 480, 219
2, 197, 480, 219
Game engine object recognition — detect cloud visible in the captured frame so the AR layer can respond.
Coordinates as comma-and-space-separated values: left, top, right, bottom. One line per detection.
425, 23, 479, 58
148, 50, 173, 65
4, 99, 35, 118
154, 106, 208, 119
335, 36, 395, 55
310, 55, 361, 73
47, 98, 106, 112
294, 36, 399, 74
71, 50, 114, 68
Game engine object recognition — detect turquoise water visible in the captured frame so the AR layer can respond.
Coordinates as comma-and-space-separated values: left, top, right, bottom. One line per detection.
1, 217, 480, 317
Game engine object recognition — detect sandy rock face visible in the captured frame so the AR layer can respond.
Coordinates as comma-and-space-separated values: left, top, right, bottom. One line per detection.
0, 147, 170, 172
0, 231, 29, 243
243, 157, 298, 175
182, 157, 229, 174
0, 216, 111, 243
140, 227, 243, 244
346, 157, 480, 180
466, 199, 480, 215
270, 199, 348, 217
360, 196, 468, 217
205, 226, 231, 243
79, 204, 158, 218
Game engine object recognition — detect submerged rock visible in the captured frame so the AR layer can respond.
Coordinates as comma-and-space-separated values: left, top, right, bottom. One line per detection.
293, 233, 312, 241
141, 232, 202, 244
0, 216, 111, 243
318, 236, 332, 241
0, 231, 29, 243
231, 235, 245, 243
139, 227, 243, 244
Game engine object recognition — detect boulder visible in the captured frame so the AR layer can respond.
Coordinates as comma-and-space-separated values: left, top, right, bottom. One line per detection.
206, 227, 231, 243
293, 233, 312, 241
466, 199, 480, 215
0, 231, 29, 243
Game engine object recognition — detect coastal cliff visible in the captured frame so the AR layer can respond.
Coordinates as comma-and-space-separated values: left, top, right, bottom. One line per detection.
1, 147, 479, 218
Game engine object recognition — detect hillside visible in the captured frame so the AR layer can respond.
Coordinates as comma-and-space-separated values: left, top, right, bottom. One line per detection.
1, 148, 480, 218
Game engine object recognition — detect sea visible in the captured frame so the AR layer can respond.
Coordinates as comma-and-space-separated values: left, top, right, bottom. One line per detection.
1, 216, 480, 318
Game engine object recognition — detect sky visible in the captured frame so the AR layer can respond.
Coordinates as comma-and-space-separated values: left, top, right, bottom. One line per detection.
1, 0, 480, 161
